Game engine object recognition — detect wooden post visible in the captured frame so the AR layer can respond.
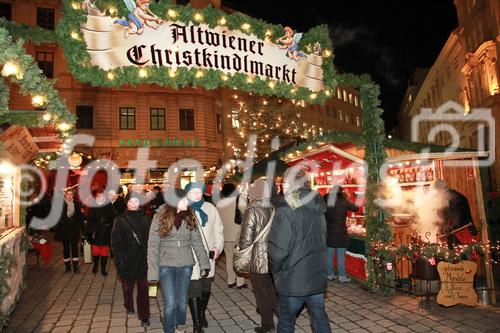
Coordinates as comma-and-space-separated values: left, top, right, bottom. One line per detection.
472, 157, 496, 304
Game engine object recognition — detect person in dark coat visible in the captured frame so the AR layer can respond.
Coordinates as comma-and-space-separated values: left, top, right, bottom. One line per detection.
268, 168, 331, 333
150, 185, 165, 215
87, 191, 115, 276
108, 190, 126, 217
323, 185, 358, 283
111, 194, 152, 327
435, 180, 478, 247
55, 189, 85, 273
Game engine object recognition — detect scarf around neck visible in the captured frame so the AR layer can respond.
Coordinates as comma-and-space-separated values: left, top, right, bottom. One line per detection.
65, 199, 75, 217
189, 199, 208, 227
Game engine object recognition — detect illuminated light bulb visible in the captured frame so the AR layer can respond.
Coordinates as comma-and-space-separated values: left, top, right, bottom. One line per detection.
107, 71, 115, 80
268, 81, 275, 89
168, 68, 177, 77
31, 95, 47, 107
221, 74, 229, 81
323, 49, 332, 58
246, 76, 253, 83
241, 23, 251, 31
265, 30, 272, 37
42, 113, 52, 121
310, 93, 317, 99
58, 122, 71, 132
218, 17, 227, 25
263, 100, 268, 105
195, 70, 204, 78
70, 31, 80, 40
291, 88, 297, 94
167, 9, 178, 18
71, 2, 80, 10
1, 61, 20, 78
138, 68, 148, 78
108, 7, 116, 15
325, 90, 331, 96
194, 13, 203, 22
416, 160, 421, 164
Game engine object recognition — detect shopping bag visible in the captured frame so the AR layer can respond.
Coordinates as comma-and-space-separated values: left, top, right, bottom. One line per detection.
83, 240, 92, 264
148, 284, 158, 298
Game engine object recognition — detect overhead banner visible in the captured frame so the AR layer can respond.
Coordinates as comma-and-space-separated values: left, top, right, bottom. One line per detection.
78, 1, 324, 92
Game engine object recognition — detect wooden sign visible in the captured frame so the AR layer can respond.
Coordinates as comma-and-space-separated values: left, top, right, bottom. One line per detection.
437, 261, 477, 307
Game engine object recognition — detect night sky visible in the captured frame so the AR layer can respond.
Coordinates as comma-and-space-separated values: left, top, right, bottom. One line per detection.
222, 0, 458, 131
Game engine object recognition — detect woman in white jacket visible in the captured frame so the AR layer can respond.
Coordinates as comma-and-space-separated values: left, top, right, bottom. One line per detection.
185, 182, 224, 333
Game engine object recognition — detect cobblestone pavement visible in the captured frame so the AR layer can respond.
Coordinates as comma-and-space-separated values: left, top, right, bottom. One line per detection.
5, 233, 500, 333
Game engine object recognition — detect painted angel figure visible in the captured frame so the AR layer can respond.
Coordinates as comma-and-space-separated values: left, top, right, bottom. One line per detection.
114, 0, 164, 38
276, 26, 307, 61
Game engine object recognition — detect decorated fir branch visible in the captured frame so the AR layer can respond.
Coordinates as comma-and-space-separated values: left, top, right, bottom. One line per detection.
0, 27, 76, 138
0, 17, 57, 45
56, 0, 337, 104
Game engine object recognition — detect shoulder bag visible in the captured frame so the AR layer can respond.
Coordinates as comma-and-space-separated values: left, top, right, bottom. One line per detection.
233, 209, 275, 274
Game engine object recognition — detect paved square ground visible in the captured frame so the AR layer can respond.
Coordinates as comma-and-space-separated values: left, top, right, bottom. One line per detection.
5, 234, 500, 333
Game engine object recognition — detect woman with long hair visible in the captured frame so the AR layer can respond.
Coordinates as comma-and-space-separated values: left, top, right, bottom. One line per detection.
148, 188, 210, 333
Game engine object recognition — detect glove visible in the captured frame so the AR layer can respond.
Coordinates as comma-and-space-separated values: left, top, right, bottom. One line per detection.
200, 269, 210, 278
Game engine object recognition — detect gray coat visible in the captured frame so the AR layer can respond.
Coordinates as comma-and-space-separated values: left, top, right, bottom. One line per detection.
238, 199, 274, 274
147, 209, 210, 281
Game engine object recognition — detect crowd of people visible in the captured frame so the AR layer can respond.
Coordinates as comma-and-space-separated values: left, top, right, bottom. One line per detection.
26, 169, 365, 333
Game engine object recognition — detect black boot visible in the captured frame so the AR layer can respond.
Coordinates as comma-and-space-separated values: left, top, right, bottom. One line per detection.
72, 260, 80, 274
64, 261, 71, 272
254, 321, 275, 333
101, 256, 108, 276
92, 256, 100, 274
200, 292, 210, 328
188, 298, 204, 333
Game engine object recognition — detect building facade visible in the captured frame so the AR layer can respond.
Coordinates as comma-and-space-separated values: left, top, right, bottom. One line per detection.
2, 0, 363, 183
398, 0, 500, 192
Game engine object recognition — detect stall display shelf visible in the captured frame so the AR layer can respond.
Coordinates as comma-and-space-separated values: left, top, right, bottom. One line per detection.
398, 181, 433, 187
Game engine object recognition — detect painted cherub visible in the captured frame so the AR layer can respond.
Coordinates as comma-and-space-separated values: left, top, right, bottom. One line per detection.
276, 26, 307, 61
114, 0, 164, 38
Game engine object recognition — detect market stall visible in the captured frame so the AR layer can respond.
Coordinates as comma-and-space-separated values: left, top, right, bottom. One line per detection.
283, 140, 495, 304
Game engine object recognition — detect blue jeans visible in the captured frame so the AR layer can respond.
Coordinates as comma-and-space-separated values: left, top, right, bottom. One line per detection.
326, 247, 346, 277
159, 266, 193, 333
277, 293, 331, 333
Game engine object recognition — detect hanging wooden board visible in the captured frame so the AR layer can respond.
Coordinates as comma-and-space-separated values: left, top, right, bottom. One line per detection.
437, 261, 477, 307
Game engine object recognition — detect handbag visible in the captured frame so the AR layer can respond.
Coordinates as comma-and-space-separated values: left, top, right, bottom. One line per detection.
83, 240, 92, 263
233, 209, 275, 274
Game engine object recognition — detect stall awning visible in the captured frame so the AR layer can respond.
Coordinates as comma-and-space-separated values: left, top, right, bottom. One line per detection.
286, 144, 364, 171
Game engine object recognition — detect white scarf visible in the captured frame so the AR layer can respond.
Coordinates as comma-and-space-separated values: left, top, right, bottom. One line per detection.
65, 199, 75, 217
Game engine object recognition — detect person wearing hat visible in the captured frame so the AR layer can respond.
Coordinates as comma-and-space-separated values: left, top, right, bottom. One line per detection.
111, 194, 152, 327
148, 188, 210, 333
323, 185, 359, 283
185, 182, 224, 332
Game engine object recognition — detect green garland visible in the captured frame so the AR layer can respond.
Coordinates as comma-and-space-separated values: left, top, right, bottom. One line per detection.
0, 18, 57, 44
56, 0, 337, 104
0, 27, 76, 134
0, 246, 17, 328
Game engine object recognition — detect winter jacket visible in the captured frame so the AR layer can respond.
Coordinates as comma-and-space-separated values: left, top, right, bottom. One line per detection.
87, 202, 115, 246
238, 198, 274, 274
147, 207, 210, 281
323, 194, 358, 248
111, 198, 126, 217
268, 188, 328, 297
190, 202, 224, 280
217, 197, 241, 243
111, 210, 151, 280
55, 200, 85, 241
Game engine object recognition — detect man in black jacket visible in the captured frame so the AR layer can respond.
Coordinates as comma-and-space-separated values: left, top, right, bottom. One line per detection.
111, 195, 152, 327
268, 168, 331, 333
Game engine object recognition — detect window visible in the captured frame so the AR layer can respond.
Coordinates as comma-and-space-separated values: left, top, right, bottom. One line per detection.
343, 90, 348, 102
150, 108, 165, 130
356, 116, 361, 127
120, 107, 135, 130
216, 114, 223, 134
36, 52, 54, 78
179, 109, 195, 131
37, 7, 55, 30
354, 96, 359, 107
345, 114, 350, 124
231, 111, 240, 128
76, 105, 93, 129
348, 93, 353, 104
176, 0, 190, 5
339, 110, 343, 121
337, 88, 342, 100
0, 2, 12, 20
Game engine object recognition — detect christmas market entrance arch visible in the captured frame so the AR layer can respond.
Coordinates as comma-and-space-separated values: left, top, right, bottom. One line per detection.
56, 0, 389, 292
